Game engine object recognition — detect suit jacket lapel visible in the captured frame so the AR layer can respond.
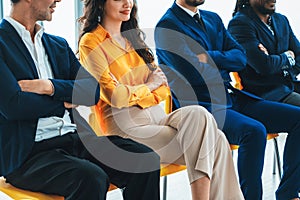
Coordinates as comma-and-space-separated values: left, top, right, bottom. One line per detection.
199, 10, 214, 50
270, 16, 280, 50
42, 35, 61, 78
248, 9, 276, 43
1, 20, 38, 78
171, 4, 211, 50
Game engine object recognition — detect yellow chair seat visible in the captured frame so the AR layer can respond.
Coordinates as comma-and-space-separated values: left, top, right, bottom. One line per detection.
230, 144, 240, 150
0, 176, 118, 199
0, 177, 63, 200
230, 133, 279, 151
160, 164, 186, 177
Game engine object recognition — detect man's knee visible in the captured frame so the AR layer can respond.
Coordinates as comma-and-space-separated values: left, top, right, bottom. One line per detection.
109, 137, 161, 172
240, 121, 267, 147
74, 160, 110, 191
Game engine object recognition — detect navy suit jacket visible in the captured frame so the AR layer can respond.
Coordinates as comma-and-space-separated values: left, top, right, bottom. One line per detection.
155, 3, 258, 112
228, 7, 300, 101
0, 19, 99, 176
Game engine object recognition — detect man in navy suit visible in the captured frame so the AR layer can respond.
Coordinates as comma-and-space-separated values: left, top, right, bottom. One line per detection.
0, 0, 160, 199
228, 0, 300, 107
155, 0, 300, 199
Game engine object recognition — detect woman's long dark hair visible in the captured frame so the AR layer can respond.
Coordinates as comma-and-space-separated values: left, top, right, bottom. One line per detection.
233, 0, 250, 16
78, 0, 156, 71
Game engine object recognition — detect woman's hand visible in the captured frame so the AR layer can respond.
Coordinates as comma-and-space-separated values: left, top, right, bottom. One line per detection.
109, 72, 120, 86
146, 68, 168, 91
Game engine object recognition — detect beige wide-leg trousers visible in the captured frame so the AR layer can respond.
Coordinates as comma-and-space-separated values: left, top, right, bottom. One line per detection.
103, 105, 244, 200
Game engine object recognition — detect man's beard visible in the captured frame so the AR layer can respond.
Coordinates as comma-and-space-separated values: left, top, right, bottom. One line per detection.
256, 5, 275, 15
185, 0, 205, 7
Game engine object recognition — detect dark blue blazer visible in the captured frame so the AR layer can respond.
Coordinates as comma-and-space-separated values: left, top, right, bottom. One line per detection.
0, 19, 99, 176
155, 3, 257, 112
228, 7, 300, 101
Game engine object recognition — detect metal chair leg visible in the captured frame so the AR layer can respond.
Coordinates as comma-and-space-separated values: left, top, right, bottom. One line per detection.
163, 176, 167, 200
273, 151, 276, 175
273, 137, 282, 180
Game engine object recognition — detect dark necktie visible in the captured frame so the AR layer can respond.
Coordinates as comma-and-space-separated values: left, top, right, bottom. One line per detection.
193, 13, 206, 31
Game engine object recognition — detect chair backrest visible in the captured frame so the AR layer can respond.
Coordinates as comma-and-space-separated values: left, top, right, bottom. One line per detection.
230, 72, 243, 90
164, 88, 173, 114
89, 105, 104, 136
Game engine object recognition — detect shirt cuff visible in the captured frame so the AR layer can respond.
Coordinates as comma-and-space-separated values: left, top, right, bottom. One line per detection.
48, 79, 55, 96
284, 51, 296, 66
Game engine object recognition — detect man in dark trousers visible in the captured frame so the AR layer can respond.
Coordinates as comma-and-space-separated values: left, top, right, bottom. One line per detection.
228, 0, 300, 107
155, 0, 300, 199
0, 0, 160, 199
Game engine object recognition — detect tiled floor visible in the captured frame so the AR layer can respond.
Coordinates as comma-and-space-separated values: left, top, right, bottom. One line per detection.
107, 134, 287, 200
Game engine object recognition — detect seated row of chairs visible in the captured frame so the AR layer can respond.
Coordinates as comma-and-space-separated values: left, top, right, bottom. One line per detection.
0, 89, 186, 200
0, 72, 282, 199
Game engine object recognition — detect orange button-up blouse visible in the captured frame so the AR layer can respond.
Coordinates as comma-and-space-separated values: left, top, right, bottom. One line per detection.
79, 25, 169, 133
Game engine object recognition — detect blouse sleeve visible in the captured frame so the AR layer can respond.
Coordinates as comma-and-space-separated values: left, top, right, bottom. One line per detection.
79, 38, 169, 109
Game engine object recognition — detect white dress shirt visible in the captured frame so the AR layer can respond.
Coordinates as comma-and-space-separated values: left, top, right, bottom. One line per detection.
5, 17, 76, 142
176, 2, 200, 18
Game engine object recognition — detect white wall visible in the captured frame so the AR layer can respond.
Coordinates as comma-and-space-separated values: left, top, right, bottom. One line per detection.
1, 0, 299, 48
137, 0, 300, 38
42, 1, 76, 50
138, 0, 237, 29
1, 0, 77, 50
276, 0, 300, 38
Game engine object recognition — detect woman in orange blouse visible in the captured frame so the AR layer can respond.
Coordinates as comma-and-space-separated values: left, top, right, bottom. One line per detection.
78, 0, 243, 199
